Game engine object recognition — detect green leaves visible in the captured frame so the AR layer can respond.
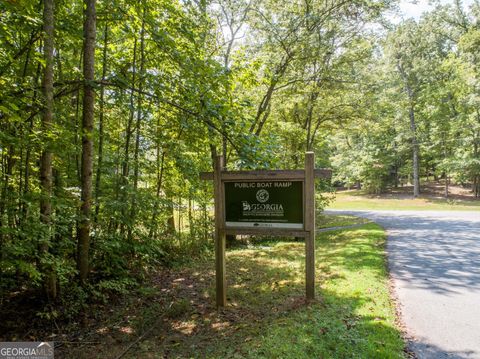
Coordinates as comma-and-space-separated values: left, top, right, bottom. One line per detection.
2, 0, 480, 321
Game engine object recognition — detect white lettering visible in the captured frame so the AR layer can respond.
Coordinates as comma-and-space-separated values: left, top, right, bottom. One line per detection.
274, 181, 292, 188
247, 203, 284, 211
234, 182, 256, 188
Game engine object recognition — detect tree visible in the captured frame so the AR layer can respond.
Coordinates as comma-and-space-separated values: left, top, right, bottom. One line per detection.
386, 21, 424, 197
39, 0, 57, 300
2, 0, 480, 317
77, 0, 96, 284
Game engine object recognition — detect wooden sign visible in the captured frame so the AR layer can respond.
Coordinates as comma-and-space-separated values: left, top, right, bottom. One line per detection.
224, 180, 303, 229
200, 152, 331, 307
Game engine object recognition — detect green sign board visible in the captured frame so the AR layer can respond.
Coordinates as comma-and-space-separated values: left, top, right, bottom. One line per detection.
224, 181, 303, 229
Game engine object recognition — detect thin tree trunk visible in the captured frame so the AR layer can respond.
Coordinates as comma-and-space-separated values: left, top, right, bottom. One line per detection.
22, 62, 41, 221
77, 0, 96, 285
128, 8, 146, 242
73, 47, 84, 184
397, 62, 420, 197
474, 176, 479, 198
443, 139, 449, 199
474, 123, 479, 197
39, 0, 57, 300
166, 211, 175, 234
119, 38, 137, 234
0, 148, 4, 263
17, 33, 34, 219
394, 165, 399, 188
410, 107, 420, 198
305, 91, 318, 151
188, 196, 193, 236
249, 55, 291, 136
203, 200, 208, 241
178, 197, 182, 233
166, 188, 175, 234
94, 21, 108, 222
406, 96, 420, 197
0, 146, 15, 267
445, 174, 449, 199
108, 141, 123, 234
122, 40, 137, 179
148, 149, 165, 239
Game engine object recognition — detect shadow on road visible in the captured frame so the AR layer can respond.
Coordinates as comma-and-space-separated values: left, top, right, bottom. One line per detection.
328, 210, 480, 359
384, 214, 479, 295
332, 211, 480, 295
409, 339, 477, 359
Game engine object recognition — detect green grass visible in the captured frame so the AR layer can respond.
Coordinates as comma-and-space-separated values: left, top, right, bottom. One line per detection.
136, 223, 403, 358
317, 213, 371, 228
59, 218, 405, 359
328, 190, 480, 211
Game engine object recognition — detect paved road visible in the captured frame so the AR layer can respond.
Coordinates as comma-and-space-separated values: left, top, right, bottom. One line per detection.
326, 210, 480, 359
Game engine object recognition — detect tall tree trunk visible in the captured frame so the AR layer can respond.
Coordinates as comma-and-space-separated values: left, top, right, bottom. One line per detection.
443, 139, 449, 199
39, 0, 57, 301
148, 146, 165, 239
0, 148, 4, 265
409, 103, 420, 198
77, 0, 96, 285
474, 120, 480, 197
202, 199, 208, 241
72, 46, 84, 184
128, 8, 146, 242
148, 109, 165, 238
119, 38, 137, 234
474, 134, 479, 197
122, 39, 137, 180
397, 62, 420, 198
17, 32, 34, 220
394, 165, 399, 188
445, 173, 449, 199
178, 197, 182, 233
188, 196, 193, 236
474, 176, 479, 198
22, 62, 41, 221
95, 21, 108, 222
305, 91, 319, 151
249, 55, 291, 136
166, 194, 176, 234
0, 146, 15, 270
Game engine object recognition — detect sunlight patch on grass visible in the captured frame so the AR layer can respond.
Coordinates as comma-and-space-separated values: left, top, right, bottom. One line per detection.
202, 223, 405, 358
317, 213, 371, 228
108, 218, 406, 359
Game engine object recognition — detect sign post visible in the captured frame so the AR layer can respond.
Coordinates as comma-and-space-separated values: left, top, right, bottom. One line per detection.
214, 155, 227, 307
201, 152, 331, 307
305, 152, 315, 300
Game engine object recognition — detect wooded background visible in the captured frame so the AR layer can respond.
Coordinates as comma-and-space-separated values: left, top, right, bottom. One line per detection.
1, 0, 479, 313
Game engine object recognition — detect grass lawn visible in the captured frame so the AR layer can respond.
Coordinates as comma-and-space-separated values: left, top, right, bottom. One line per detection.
328, 189, 480, 211
58, 220, 406, 358
318, 213, 371, 228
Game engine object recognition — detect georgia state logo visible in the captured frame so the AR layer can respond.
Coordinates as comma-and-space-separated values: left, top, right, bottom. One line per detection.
256, 189, 269, 203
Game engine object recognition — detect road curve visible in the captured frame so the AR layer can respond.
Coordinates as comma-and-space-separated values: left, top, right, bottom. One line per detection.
326, 210, 480, 359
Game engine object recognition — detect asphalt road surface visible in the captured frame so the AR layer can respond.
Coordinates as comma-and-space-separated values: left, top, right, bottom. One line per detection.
326, 210, 480, 359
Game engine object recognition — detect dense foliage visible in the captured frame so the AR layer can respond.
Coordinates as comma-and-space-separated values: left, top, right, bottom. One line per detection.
331, 4, 480, 196
0, 0, 479, 314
